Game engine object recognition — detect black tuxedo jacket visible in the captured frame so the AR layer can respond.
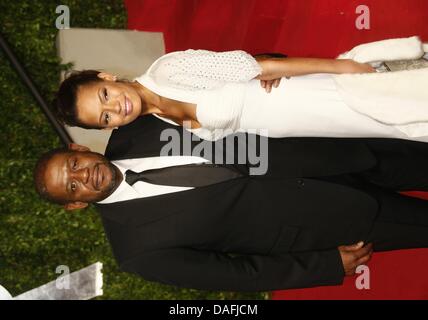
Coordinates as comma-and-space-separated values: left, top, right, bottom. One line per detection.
96, 115, 380, 292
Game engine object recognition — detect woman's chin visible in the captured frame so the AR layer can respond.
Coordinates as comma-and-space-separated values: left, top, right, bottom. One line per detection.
122, 114, 139, 126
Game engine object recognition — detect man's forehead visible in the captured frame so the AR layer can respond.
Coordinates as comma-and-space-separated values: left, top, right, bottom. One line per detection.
44, 152, 70, 195
48, 151, 70, 168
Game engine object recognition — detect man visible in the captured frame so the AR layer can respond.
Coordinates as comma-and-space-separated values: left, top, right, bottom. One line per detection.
34, 115, 428, 291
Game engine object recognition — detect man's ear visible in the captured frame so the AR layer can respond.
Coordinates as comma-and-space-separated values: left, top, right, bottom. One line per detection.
68, 143, 90, 152
97, 72, 117, 82
64, 201, 88, 211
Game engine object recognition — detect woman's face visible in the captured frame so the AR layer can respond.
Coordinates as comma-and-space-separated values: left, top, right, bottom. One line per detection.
76, 73, 142, 128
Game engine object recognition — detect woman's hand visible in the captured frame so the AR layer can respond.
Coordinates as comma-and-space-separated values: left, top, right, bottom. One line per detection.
260, 78, 281, 93
255, 58, 284, 93
255, 58, 280, 81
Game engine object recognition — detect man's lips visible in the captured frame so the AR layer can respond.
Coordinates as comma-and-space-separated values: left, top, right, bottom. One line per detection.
92, 164, 103, 190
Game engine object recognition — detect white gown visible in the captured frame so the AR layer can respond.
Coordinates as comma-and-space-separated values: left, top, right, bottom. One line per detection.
135, 49, 423, 141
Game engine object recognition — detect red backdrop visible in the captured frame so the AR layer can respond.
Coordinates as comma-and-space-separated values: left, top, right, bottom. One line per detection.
124, 0, 428, 299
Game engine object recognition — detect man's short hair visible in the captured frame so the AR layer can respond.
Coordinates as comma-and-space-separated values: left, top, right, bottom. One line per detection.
34, 147, 69, 205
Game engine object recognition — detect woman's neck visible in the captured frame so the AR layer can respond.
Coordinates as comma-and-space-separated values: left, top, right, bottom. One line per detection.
131, 81, 163, 116
130, 81, 200, 128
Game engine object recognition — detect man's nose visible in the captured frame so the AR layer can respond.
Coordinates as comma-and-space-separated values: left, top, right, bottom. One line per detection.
72, 167, 89, 184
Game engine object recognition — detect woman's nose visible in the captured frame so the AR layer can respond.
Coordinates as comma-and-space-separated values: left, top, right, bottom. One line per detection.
105, 100, 122, 115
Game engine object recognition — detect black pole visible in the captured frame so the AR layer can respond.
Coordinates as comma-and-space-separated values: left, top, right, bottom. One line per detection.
0, 32, 72, 145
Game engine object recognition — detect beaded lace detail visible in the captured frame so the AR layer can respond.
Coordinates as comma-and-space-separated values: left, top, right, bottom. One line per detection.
147, 49, 262, 91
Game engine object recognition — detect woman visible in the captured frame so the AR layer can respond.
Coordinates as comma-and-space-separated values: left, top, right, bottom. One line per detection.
53, 43, 427, 141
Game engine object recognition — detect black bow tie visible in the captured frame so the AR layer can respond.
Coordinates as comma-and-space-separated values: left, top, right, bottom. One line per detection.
125, 163, 243, 188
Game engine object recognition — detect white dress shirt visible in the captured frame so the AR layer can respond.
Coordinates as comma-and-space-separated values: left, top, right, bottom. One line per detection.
97, 156, 207, 204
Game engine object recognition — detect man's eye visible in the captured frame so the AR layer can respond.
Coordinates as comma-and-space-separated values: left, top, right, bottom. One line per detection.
72, 159, 78, 170
71, 181, 77, 192
104, 88, 108, 100
104, 113, 110, 125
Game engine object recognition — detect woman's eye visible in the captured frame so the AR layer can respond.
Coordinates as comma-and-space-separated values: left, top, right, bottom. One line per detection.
104, 88, 108, 100
104, 113, 110, 125
71, 181, 77, 192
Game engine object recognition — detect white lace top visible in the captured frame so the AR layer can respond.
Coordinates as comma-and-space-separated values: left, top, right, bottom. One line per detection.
135, 49, 263, 140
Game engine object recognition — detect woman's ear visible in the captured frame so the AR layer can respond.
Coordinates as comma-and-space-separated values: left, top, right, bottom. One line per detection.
97, 72, 117, 82
68, 143, 90, 152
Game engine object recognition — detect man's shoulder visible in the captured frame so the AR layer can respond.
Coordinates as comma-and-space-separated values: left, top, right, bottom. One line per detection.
104, 115, 174, 160
106, 115, 161, 147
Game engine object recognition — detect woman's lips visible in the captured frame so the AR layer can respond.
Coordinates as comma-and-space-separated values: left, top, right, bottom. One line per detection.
125, 97, 133, 116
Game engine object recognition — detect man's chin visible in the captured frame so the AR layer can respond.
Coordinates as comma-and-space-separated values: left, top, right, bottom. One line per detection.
99, 184, 118, 201
95, 163, 121, 202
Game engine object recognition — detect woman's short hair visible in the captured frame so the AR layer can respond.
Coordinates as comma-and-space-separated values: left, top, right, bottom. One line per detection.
52, 70, 103, 129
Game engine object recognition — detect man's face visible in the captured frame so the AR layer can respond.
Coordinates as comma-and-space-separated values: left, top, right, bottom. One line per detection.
43, 149, 121, 207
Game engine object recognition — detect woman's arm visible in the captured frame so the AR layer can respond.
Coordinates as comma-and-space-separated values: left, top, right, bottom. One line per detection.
255, 56, 375, 80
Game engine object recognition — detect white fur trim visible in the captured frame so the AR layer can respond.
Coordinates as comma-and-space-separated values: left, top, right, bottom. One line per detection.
337, 36, 424, 63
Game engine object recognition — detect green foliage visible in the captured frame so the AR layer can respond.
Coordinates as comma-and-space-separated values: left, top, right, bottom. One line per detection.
0, 0, 265, 300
